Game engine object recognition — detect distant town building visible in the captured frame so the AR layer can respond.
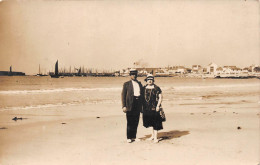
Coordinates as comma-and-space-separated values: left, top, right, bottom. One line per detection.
169, 66, 187, 74
206, 63, 218, 75
216, 67, 223, 75
222, 66, 241, 74
253, 67, 260, 73
250, 64, 259, 73
192, 65, 203, 73
119, 63, 259, 78
155, 68, 169, 76
135, 68, 160, 76
242, 67, 250, 73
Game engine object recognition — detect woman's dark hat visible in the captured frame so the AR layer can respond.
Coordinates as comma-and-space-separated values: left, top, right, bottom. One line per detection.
129, 68, 138, 75
145, 74, 154, 81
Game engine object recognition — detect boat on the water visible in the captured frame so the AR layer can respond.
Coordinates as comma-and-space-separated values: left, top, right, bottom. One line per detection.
50, 60, 60, 78
36, 64, 48, 76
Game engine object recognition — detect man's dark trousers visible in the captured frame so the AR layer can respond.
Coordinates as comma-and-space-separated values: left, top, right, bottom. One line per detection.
126, 96, 141, 139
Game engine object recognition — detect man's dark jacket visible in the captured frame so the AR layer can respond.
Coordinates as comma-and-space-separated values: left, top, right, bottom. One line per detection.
121, 80, 143, 112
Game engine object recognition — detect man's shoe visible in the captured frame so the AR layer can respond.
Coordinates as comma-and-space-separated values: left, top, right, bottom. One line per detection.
127, 139, 132, 143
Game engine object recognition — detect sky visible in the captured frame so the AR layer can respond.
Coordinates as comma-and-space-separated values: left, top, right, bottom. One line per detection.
0, 0, 259, 75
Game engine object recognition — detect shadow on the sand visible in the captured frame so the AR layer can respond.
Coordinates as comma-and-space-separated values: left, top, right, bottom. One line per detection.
140, 130, 189, 142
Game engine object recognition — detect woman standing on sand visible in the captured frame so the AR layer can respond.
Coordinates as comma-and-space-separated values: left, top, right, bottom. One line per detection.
142, 74, 163, 143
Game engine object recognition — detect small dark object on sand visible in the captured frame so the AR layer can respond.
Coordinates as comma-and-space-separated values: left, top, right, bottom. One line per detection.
96, 117, 100, 118
213, 111, 216, 113
12, 117, 27, 121
237, 126, 241, 130
0, 127, 7, 129
61, 123, 66, 124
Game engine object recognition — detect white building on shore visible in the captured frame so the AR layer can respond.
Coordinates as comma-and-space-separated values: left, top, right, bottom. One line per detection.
206, 63, 218, 75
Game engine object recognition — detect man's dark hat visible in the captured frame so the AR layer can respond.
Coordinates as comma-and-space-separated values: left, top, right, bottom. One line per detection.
129, 68, 138, 75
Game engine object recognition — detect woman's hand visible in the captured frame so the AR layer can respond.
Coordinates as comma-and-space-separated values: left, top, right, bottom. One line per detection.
156, 106, 160, 112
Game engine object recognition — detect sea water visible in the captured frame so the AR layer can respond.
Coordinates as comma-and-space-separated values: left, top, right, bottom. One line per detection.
0, 76, 259, 111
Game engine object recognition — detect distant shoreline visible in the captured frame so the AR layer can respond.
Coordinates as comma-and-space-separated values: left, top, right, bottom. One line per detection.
0, 75, 259, 79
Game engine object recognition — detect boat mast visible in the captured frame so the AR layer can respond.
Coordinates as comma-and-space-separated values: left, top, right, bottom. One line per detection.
55, 60, 59, 76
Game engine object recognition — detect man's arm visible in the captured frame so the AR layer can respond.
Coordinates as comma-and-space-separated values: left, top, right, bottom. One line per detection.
121, 82, 127, 112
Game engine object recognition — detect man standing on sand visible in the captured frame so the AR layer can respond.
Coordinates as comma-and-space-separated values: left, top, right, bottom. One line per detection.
121, 69, 143, 143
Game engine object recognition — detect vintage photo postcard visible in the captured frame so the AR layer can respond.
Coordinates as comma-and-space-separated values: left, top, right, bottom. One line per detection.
0, 0, 259, 165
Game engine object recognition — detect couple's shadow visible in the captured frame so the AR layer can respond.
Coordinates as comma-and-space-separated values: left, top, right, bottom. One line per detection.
140, 130, 189, 142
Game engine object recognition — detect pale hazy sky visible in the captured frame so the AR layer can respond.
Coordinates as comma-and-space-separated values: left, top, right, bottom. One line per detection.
0, 0, 259, 75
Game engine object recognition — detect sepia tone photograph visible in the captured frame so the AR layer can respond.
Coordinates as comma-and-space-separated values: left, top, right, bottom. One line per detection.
0, 0, 259, 165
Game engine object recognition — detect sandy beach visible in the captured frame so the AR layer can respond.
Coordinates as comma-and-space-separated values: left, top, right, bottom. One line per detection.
0, 77, 259, 165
